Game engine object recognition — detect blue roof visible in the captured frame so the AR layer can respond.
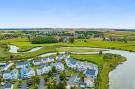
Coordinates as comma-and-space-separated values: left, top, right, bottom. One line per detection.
4, 83, 12, 88
86, 69, 95, 76
17, 61, 30, 65
69, 58, 76, 65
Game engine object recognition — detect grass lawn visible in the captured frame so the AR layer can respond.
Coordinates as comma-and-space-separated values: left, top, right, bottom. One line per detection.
11, 46, 57, 60
103, 31, 135, 38
13, 80, 19, 89
72, 54, 126, 89
1, 38, 135, 52
0, 44, 10, 61
56, 47, 101, 52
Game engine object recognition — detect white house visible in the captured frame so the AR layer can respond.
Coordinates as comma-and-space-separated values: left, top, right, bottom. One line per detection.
0, 63, 6, 67
16, 62, 30, 69
21, 67, 35, 78
54, 62, 64, 71
42, 65, 52, 74
4, 83, 13, 89
84, 77, 94, 87
56, 54, 65, 61
3, 69, 18, 80
66, 58, 77, 69
84, 69, 96, 79
32, 59, 41, 66
37, 68, 42, 75
42, 57, 54, 63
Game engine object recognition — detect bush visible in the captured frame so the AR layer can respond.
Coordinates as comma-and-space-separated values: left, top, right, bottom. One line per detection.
103, 53, 113, 60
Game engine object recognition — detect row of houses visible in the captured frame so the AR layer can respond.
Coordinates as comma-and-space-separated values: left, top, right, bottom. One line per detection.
3, 69, 18, 80
3, 67, 35, 80
65, 58, 98, 87
32, 57, 54, 66
37, 62, 64, 75
1, 53, 98, 88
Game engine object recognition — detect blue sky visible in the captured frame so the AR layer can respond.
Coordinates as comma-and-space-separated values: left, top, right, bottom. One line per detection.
0, 0, 135, 28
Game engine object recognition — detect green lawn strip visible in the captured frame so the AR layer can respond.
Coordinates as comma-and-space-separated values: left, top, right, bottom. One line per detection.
56, 47, 101, 52
11, 46, 57, 60
13, 80, 19, 89
72, 54, 126, 89
0, 44, 10, 61
18, 46, 37, 52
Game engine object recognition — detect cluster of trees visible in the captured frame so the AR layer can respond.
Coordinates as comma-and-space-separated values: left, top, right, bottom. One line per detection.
30, 36, 59, 44
76, 31, 103, 39
45, 70, 67, 89
103, 36, 128, 43
27, 76, 40, 89
0, 32, 22, 40
103, 53, 124, 61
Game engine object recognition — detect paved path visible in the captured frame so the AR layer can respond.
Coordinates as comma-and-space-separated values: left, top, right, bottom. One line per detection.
38, 78, 44, 89
21, 80, 27, 89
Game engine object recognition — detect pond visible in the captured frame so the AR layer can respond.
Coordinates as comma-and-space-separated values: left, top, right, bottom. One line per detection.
9, 45, 19, 53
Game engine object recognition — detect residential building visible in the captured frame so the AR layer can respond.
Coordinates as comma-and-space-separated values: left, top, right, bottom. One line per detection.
54, 62, 64, 71
0, 63, 6, 67
66, 58, 77, 69
16, 62, 30, 68
21, 67, 35, 78
42, 57, 54, 63
3, 69, 18, 80
32, 59, 41, 66
84, 77, 94, 87
4, 83, 13, 89
84, 69, 96, 79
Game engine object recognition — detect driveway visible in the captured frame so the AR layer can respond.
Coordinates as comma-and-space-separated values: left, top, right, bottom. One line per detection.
21, 80, 27, 89
38, 78, 44, 89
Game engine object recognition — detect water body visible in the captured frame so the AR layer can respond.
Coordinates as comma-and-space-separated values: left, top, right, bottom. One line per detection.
105, 50, 135, 89
9, 45, 19, 53
23, 47, 43, 53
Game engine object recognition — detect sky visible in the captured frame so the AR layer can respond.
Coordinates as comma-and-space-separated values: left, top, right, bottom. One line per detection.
0, 0, 135, 28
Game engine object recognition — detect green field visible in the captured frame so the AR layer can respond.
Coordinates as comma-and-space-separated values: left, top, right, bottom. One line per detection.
103, 31, 135, 38
72, 54, 126, 89
2, 38, 135, 52
56, 47, 102, 52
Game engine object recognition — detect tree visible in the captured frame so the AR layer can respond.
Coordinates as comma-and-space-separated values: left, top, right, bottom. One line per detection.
52, 66, 57, 73
84, 40, 87, 42
79, 72, 85, 82
59, 71, 66, 81
31, 36, 58, 44
123, 37, 128, 43
99, 50, 103, 55
69, 38, 75, 43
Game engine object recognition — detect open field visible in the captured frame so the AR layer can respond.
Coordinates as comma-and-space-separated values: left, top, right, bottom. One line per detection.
72, 54, 126, 89
56, 47, 102, 52
2, 38, 135, 52
0, 44, 10, 61
103, 31, 135, 38
11, 46, 57, 60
